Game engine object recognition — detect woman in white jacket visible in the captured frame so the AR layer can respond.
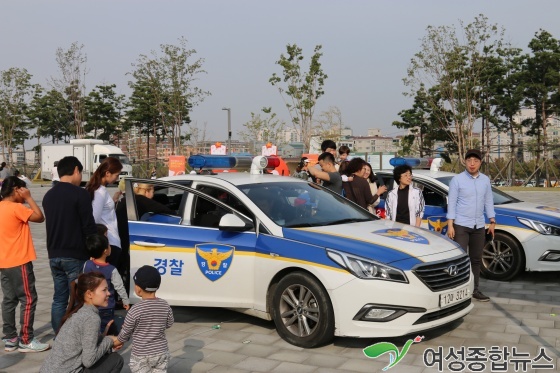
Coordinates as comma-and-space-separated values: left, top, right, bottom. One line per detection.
385, 165, 425, 226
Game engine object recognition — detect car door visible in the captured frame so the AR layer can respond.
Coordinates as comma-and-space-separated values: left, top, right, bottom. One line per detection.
413, 179, 449, 235
125, 178, 257, 307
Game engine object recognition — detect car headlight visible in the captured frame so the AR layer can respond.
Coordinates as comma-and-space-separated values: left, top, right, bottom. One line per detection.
326, 249, 408, 283
518, 218, 560, 236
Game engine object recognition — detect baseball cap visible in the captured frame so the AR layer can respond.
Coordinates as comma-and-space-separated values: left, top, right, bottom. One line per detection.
465, 149, 482, 160
133, 265, 161, 292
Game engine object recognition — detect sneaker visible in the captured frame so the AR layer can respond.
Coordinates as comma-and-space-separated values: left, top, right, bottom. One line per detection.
472, 290, 490, 302
17, 338, 50, 353
2, 336, 18, 352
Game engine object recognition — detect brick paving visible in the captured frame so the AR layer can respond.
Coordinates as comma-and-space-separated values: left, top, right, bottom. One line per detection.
0, 187, 558, 372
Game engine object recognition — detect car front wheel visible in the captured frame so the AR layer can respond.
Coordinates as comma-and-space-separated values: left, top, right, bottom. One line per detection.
271, 272, 334, 348
481, 232, 524, 281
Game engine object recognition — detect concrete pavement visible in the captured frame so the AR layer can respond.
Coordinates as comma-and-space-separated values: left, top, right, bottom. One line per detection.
0, 187, 559, 372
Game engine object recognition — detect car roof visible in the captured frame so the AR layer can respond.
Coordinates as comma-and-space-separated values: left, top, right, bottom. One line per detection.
160, 173, 306, 186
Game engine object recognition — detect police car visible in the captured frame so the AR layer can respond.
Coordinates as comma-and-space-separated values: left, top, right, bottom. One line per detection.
375, 158, 560, 281
123, 155, 473, 348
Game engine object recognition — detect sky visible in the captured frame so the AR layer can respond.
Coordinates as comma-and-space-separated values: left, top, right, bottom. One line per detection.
1, 0, 559, 146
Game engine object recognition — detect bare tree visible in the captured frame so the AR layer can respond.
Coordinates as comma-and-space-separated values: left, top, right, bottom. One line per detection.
50, 42, 88, 138
315, 106, 344, 140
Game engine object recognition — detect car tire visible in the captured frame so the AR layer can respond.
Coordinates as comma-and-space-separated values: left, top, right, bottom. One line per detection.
271, 272, 335, 348
481, 232, 524, 281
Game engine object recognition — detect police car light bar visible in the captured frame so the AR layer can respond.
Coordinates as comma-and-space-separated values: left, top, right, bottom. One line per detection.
188, 155, 253, 170
390, 157, 431, 168
389, 157, 445, 171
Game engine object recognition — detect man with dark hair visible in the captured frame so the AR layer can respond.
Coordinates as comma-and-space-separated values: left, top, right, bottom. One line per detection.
42, 156, 97, 333
304, 152, 342, 194
447, 149, 495, 302
320, 140, 337, 156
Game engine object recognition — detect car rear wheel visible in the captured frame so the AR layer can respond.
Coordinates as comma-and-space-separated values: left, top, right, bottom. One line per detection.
481, 232, 524, 281
271, 272, 334, 348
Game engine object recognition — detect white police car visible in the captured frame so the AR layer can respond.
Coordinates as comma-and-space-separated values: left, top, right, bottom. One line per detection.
375, 158, 560, 281
123, 155, 473, 348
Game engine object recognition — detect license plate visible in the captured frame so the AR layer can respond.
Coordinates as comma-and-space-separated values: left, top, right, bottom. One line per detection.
439, 286, 470, 308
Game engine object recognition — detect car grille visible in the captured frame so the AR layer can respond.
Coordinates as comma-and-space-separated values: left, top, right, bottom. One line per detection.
413, 255, 470, 292
413, 299, 471, 325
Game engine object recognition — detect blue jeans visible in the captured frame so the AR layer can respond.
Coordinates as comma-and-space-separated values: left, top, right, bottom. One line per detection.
50, 258, 85, 333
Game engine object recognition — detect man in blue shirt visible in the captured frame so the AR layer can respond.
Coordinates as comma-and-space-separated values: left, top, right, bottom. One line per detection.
447, 149, 496, 302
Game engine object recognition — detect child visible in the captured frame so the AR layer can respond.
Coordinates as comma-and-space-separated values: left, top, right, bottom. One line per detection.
40, 272, 124, 372
338, 145, 351, 174
114, 265, 174, 372
83, 232, 130, 335
0, 176, 50, 353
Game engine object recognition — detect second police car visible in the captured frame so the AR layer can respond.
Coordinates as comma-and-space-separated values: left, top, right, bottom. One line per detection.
123, 155, 473, 348
375, 157, 560, 281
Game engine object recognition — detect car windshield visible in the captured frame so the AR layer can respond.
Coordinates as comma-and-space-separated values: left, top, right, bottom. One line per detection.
435, 176, 521, 205
239, 181, 375, 228
109, 153, 131, 165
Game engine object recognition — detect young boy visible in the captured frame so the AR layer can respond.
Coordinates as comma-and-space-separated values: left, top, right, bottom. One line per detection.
338, 145, 351, 174
83, 232, 130, 334
114, 265, 174, 372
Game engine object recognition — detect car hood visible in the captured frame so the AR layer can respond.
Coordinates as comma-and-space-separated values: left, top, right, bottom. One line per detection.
496, 201, 560, 225
282, 219, 464, 269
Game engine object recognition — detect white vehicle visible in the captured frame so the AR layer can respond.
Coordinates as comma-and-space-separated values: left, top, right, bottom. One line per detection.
375, 158, 560, 281
122, 155, 473, 348
41, 139, 132, 182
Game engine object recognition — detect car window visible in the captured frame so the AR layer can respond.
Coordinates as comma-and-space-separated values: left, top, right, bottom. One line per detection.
196, 185, 252, 218
418, 183, 446, 207
191, 194, 243, 229
153, 186, 187, 213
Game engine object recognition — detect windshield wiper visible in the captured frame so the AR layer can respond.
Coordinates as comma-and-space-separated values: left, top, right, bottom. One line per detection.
326, 218, 371, 226
284, 223, 318, 228
496, 200, 517, 205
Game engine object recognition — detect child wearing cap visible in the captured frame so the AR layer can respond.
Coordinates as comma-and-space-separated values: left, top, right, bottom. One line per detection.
113, 265, 174, 372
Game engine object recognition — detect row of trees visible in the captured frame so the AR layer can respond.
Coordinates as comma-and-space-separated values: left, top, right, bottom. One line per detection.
394, 15, 560, 184
2, 16, 557, 174
0, 38, 209, 170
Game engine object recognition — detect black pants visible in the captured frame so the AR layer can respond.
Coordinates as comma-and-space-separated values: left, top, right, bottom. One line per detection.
84, 352, 123, 373
1, 262, 37, 344
453, 224, 485, 291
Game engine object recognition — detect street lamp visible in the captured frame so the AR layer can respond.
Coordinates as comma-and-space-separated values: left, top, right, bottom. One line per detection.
222, 107, 231, 155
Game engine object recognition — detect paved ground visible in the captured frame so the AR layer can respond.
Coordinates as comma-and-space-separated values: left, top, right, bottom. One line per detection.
0, 187, 559, 372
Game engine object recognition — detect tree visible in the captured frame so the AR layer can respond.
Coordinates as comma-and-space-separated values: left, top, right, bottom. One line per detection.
238, 107, 286, 154
28, 88, 73, 144
50, 42, 88, 138
0, 67, 35, 164
270, 44, 327, 152
393, 85, 451, 157
84, 84, 125, 142
315, 106, 344, 140
485, 46, 525, 181
129, 37, 210, 156
403, 14, 505, 162
126, 78, 163, 166
521, 30, 560, 185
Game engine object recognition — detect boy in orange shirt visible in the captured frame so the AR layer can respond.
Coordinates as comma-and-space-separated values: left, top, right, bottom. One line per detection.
0, 177, 50, 353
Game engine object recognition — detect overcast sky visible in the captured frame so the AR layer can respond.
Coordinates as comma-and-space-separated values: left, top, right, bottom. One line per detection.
1, 0, 559, 144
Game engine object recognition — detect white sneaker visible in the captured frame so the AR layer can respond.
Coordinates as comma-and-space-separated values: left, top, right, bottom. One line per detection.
17, 338, 50, 353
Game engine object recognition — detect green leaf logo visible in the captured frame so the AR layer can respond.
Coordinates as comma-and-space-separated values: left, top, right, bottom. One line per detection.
363, 335, 424, 370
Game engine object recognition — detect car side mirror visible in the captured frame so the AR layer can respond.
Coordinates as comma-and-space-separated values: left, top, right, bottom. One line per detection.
219, 213, 254, 232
